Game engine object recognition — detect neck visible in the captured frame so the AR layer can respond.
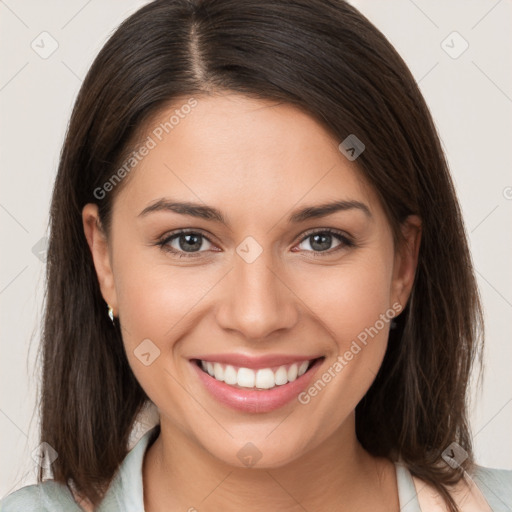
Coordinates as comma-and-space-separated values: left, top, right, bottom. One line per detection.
142, 413, 399, 512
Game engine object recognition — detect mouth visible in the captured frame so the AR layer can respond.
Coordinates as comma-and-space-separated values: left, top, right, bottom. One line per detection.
190, 355, 325, 413
193, 357, 322, 390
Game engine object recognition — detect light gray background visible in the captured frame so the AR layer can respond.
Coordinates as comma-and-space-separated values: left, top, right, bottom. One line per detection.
1, 0, 511, 498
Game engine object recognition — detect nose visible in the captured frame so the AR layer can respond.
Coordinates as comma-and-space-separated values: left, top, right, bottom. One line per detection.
215, 247, 299, 341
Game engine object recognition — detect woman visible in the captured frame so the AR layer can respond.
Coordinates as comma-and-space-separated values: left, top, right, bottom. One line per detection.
2, 0, 511, 510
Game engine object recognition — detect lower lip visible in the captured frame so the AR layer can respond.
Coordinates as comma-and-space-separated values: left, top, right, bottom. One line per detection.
191, 359, 323, 413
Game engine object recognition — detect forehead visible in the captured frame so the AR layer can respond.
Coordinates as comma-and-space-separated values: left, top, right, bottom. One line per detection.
113, 93, 379, 223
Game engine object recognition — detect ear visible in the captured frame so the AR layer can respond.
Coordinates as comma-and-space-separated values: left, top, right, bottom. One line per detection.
391, 215, 422, 312
82, 203, 118, 315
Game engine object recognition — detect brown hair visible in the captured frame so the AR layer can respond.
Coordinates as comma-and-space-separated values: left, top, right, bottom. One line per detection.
39, 0, 483, 510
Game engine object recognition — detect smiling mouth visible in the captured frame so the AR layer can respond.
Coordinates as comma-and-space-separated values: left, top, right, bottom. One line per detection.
193, 357, 324, 390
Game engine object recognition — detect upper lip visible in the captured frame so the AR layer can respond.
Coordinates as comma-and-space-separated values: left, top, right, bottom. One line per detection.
191, 353, 323, 369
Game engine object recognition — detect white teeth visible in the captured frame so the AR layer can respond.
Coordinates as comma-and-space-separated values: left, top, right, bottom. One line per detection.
237, 367, 255, 388
298, 361, 309, 376
199, 359, 315, 389
287, 363, 298, 382
255, 369, 275, 389
223, 365, 238, 385
213, 362, 224, 381
274, 366, 288, 385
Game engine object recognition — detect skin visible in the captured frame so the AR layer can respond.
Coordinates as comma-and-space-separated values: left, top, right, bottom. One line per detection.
83, 93, 422, 511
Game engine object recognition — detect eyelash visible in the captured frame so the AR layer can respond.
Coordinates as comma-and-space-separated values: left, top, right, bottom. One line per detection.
156, 228, 356, 259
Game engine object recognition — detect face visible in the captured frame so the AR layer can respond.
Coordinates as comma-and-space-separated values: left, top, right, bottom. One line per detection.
83, 93, 420, 468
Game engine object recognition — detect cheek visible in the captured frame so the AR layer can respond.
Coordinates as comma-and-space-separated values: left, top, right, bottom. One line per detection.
113, 255, 214, 425
111, 243, 238, 398
304, 252, 395, 348
293, 251, 395, 426
114, 248, 213, 345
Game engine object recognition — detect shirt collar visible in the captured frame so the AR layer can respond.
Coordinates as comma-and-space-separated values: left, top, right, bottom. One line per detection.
97, 425, 160, 512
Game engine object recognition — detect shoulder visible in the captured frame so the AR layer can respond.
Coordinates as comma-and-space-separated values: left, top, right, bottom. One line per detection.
0, 480, 83, 511
411, 464, 512, 511
0, 425, 160, 512
470, 464, 512, 509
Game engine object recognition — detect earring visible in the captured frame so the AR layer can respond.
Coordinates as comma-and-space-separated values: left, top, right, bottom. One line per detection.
107, 304, 115, 325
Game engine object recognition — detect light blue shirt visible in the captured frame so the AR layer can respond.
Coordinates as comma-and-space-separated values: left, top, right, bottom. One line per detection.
2, 426, 511, 511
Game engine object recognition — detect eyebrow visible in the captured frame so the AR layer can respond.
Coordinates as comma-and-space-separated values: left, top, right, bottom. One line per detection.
138, 198, 372, 225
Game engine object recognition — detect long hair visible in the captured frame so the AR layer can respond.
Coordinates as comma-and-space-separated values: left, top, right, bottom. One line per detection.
39, 1, 483, 510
